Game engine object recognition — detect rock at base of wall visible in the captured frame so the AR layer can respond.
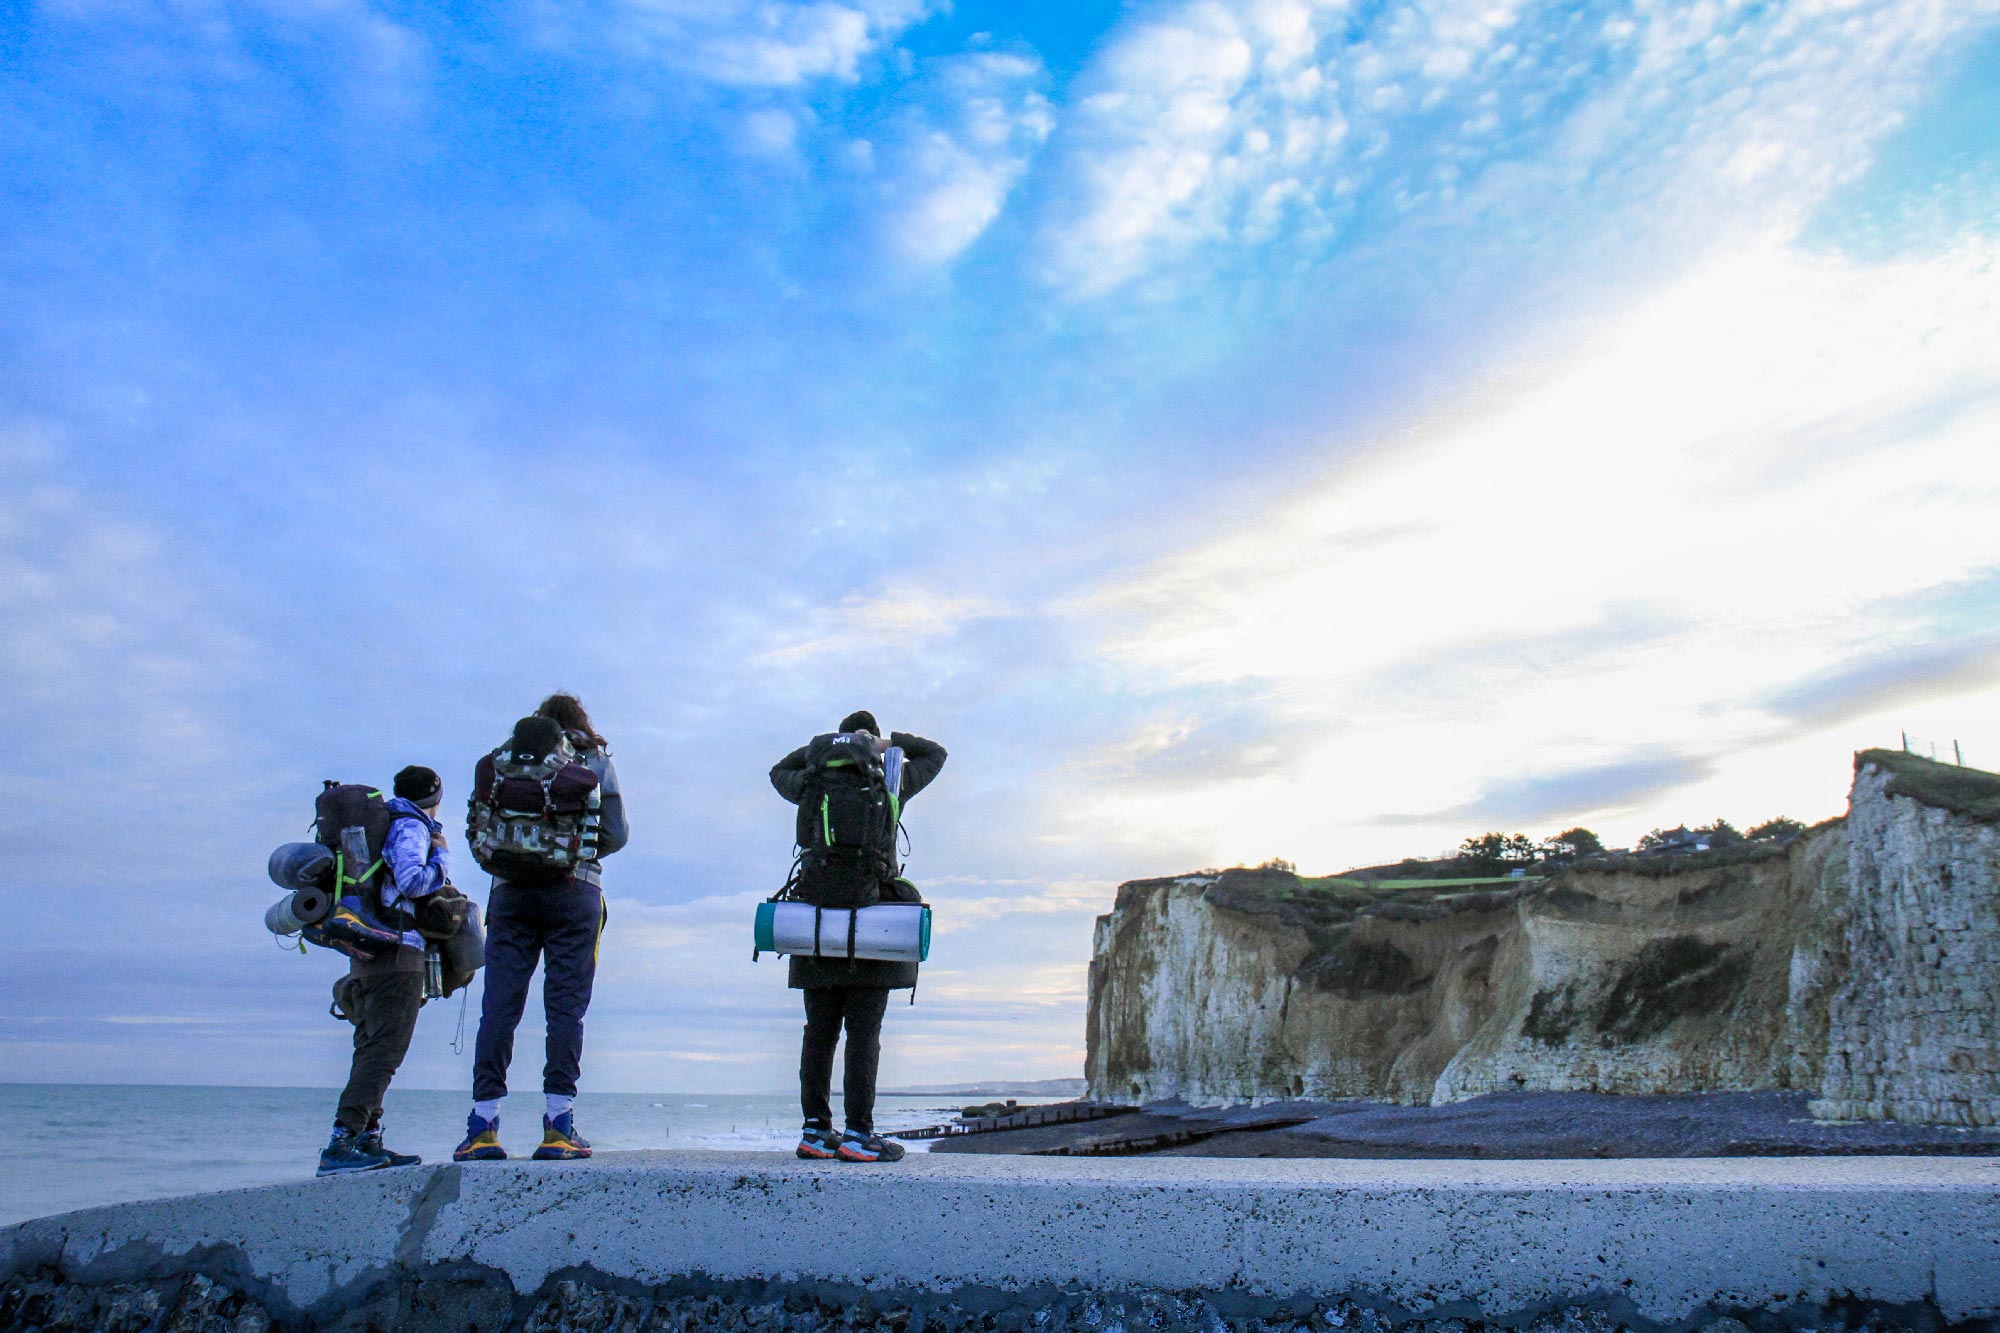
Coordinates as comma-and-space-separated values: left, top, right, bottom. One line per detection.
0, 1271, 1967, 1333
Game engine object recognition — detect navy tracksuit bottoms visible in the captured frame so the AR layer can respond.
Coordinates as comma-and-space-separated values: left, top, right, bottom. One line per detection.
473, 879, 603, 1102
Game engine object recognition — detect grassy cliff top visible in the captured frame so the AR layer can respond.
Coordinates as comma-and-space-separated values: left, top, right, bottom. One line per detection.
1130, 866, 1538, 930
1856, 748, 2000, 822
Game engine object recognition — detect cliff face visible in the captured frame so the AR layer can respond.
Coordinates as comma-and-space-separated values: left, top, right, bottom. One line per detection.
1811, 761, 2000, 1125
1086, 752, 2000, 1125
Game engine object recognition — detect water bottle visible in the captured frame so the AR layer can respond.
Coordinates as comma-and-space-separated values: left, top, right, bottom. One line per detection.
339, 826, 372, 889
424, 945, 445, 1000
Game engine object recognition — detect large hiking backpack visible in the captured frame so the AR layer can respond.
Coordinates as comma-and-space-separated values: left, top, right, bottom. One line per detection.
789, 732, 901, 911
467, 723, 603, 887
300, 781, 422, 960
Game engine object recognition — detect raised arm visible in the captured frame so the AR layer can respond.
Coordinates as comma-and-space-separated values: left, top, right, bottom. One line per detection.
769, 745, 811, 804
890, 732, 947, 800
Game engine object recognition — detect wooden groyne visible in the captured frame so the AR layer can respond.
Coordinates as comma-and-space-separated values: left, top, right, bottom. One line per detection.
893, 1100, 1135, 1140
1025, 1116, 1316, 1156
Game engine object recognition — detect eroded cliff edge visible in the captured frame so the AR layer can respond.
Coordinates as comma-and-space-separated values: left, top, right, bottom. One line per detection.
1085, 750, 2000, 1125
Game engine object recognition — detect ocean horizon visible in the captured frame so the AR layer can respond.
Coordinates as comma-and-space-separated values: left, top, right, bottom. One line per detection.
0, 1083, 1067, 1226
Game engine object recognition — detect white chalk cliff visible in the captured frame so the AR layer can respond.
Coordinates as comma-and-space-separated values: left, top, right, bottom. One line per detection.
1085, 750, 2000, 1126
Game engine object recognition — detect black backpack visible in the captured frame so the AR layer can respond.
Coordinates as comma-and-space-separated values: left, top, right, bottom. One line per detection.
790, 732, 899, 910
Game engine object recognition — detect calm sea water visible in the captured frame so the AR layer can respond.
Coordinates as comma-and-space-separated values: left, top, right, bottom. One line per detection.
0, 1085, 1063, 1226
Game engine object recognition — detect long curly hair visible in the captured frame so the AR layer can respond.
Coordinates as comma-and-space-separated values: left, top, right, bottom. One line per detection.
535, 692, 607, 750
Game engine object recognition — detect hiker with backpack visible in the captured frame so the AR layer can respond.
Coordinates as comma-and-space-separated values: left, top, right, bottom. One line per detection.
455, 693, 628, 1162
317, 766, 453, 1176
769, 710, 946, 1163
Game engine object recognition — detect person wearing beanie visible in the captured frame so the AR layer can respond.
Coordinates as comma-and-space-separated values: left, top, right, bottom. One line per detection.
456, 694, 629, 1163
317, 765, 450, 1176
769, 711, 947, 1163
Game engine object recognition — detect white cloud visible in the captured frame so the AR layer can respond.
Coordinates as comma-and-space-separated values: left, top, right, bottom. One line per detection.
547, 0, 932, 87
0, 435, 266, 886
43, 0, 430, 116
1038, 0, 1987, 296
757, 582, 1010, 662
863, 51, 1054, 269
741, 106, 804, 155
1065, 231, 2000, 867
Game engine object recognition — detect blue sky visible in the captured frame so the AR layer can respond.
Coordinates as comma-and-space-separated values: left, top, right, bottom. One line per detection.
3, 0, 1998, 1095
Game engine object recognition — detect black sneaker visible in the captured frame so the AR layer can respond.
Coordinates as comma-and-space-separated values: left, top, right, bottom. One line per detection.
317, 1128, 391, 1177
796, 1124, 839, 1159
837, 1129, 905, 1163
358, 1128, 421, 1168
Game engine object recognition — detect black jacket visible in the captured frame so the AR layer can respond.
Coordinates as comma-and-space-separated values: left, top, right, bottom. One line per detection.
770, 731, 947, 990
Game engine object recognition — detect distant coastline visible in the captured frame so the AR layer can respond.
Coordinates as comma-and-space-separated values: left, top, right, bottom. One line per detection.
880, 1078, 1086, 1097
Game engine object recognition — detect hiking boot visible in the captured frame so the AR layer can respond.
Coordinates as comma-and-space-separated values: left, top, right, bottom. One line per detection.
795, 1124, 839, 1160
453, 1112, 507, 1162
837, 1129, 905, 1163
317, 1128, 391, 1177
532, 1110, 592, 1160
358, 1128, 421, 1169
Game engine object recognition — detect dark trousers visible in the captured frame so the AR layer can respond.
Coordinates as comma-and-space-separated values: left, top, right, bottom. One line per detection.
473, 880, 603, 1102
800, 985, 890, 1134
334, 971, 424, 1134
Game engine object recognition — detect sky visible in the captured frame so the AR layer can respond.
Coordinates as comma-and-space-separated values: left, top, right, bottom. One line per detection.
3, 0, 1998, 1096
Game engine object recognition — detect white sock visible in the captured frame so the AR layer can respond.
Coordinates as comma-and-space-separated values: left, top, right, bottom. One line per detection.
546, 1093, 574, 1120
474, 1099, 501, 1122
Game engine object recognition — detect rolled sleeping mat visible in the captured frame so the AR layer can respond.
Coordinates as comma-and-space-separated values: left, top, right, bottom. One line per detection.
264, 885, 333, 936
268, 842, 335, 893
754, 901, 930, 962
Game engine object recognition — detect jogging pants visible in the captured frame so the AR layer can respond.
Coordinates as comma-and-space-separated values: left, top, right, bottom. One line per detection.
334, 970, 424, 1135
473, 880, 603, 1102
800, 985, 890, 1134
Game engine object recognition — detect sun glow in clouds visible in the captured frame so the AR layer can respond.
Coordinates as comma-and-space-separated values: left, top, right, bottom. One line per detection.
1073, 232, 2000, 870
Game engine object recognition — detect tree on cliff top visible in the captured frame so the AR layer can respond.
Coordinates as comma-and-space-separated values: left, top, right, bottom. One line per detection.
1746, 817, 1805, 841
1457, 832, 1538, 873
1542, 827, 1604, 860
1698, 818, 1744, 847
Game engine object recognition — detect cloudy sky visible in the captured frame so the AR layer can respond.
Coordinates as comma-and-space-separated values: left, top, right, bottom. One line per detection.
3, 0, 1997, 1095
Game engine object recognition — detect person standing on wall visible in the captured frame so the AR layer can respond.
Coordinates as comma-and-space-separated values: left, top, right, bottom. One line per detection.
319, 766, 451, 1176
769, 710, 947, 1163
454, 694, 628, 1162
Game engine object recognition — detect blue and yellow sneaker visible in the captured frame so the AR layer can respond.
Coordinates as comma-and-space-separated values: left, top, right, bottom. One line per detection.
358, 1127, 421, 1169
317, 1127, 391, 1177
532, 1111, 592, 1160
453, 1112, 507, 1162
795, 1124, 839, 1159
836, 1129, 905, 1163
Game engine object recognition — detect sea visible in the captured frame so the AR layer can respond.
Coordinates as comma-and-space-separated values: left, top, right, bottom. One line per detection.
0, 1084, 1066, 1227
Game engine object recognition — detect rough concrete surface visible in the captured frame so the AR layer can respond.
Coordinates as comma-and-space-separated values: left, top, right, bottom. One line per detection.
5, 1152, 2000, 1331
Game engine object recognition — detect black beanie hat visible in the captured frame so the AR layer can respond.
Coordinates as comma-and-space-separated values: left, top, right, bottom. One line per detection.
509, 715, 564, 760
394, 765, 442, 808
840, 710, 879, 736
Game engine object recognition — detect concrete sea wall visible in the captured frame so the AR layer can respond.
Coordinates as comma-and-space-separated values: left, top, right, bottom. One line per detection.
5, 1153, 2000, 1331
